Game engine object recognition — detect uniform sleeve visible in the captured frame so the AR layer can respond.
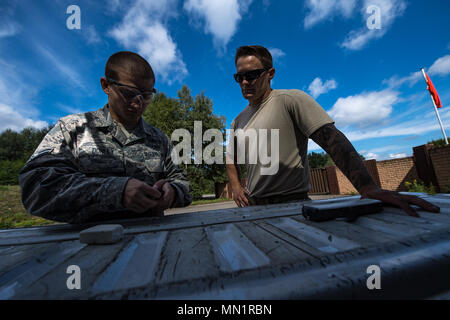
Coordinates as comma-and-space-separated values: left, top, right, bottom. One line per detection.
19, 121, 131, 224
161, 136, 192, 208
285, 90, 335, 137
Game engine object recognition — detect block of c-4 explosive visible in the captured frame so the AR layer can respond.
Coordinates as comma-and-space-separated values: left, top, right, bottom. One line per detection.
79, 224, 124, 244
302, 198, 383, 222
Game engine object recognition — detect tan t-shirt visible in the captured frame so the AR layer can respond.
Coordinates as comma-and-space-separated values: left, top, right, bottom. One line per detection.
230, 89, 334, 198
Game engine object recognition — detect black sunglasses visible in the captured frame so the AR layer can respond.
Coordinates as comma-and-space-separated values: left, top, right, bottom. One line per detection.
106, 78, 157, 101
233, 68, 267, 83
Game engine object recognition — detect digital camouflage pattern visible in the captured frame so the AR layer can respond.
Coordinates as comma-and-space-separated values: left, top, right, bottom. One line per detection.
19, 105, 192, 224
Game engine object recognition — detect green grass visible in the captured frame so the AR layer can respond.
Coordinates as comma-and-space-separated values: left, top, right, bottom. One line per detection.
0, 185, 56, 229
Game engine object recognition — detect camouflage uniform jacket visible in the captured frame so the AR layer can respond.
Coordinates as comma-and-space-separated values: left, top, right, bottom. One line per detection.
19, 105, 192, 224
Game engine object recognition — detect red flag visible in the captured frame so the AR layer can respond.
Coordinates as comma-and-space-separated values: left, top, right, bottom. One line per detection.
426, 73, 442, 108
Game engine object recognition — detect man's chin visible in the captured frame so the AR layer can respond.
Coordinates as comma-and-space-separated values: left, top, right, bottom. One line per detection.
243, 93, 254, 100
120, 113, 141, 125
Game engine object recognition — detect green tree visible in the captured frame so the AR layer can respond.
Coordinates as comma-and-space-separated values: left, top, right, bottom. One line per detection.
0, 129, 24, 161
0, 126, 51, 161
0, 126, 52, 185
144, 85, 227, 199
427, 138, 448, 147
308, 152, 334, 168
308, 151, 365, 169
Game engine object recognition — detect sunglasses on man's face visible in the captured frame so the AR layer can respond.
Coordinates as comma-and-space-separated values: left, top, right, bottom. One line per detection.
233, 68, 267, 83
106, 78, 157, 102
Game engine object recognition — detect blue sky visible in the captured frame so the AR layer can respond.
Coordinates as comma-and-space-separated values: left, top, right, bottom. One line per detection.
0, 0, 449, 161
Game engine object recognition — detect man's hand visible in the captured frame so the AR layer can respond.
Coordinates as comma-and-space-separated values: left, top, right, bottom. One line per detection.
360, 185, 440, 218
123, 179, 175, 213
123, 178, 162, 213
310, 123, 441, 218
232, 184, 250, 207
153, 179, 176, 211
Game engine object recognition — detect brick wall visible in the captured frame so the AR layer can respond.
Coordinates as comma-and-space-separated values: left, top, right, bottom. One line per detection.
376, 157, 419, 191
326, 166, 339, 194
334, 166, 357, 194
327, 157, 418, 194
326, 159, 381, 195
429, 144, 450, 192
365, 159, 381, 187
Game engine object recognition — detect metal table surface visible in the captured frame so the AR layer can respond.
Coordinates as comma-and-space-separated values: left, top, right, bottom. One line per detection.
0, 193, 449, 300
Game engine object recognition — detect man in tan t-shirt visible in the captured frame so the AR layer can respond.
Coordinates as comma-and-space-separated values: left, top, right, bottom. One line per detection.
226, 45, 439, 218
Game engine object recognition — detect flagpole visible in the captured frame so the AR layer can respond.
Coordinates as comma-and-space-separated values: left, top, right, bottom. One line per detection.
421, 68, 448, 145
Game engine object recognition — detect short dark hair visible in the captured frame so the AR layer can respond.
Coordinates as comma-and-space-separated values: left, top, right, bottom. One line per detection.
105, 51, 155, 82
235, 45, 273, 70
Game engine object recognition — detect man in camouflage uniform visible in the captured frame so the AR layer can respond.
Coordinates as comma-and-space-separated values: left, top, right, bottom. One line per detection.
19, 51, 191, 224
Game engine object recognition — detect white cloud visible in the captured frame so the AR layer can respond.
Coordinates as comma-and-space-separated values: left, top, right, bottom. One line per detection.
428, 55, 450, 77
0, 103, 48, 132
341, 0, 407, 50
383, 71, 422, 88
110, 0, 187, 84
308, 77, 338, 98
342, 107, 450, 142
364, 152, 380, 160
389, 153, 407, 159
0, 59, 39, 113
366, 145, 404, 153
83, 25, 101, 45
57, 103, 89, 116
184, 0, 253, 51
308, 139, 322, 151
269, 48, 285, 60
0, 59, 47, 132
262, 0, 271, 11
360, 145, 407, 160
35, 45, 86, 90
109, 0, 123, 12
0, 20, 20, 38
304, 0, 357, 29
383, 54, 450, 89
329, 89, 399, 127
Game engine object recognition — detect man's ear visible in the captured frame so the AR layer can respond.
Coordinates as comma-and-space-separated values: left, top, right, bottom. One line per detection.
100, 77, 110, 94
268, 68, 275, 80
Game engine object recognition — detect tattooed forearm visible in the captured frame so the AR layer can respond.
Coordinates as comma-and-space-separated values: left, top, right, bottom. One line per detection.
310, 123, 377, 192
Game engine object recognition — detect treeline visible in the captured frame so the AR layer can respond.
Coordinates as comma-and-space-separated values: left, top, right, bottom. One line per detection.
428, 138, 448, 147
308, 152, 335, 169
308, 151, 366, 169
0, 127, 52, 185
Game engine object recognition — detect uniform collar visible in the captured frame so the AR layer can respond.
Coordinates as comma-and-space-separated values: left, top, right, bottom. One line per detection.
90, 104, 150, 145
88, 104, 114, 128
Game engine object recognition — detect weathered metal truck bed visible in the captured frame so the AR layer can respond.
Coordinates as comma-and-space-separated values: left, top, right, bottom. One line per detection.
0, 193, 449, 299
